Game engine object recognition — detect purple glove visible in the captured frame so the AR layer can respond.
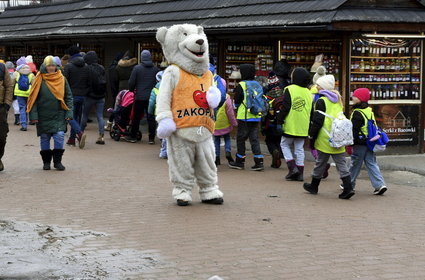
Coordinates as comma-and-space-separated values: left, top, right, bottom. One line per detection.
310, 149, 318, 160
157, 118, 176, 139
206, 86, 221, 109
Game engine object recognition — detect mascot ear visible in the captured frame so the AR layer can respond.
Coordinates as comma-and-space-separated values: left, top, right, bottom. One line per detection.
156, 27, 168, 44
197, 26, 204, 35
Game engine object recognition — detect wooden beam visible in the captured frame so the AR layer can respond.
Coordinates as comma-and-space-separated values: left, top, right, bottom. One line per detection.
333, 22, 425, 32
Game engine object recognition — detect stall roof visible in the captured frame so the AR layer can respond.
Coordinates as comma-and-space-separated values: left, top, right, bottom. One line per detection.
0, 0, 424, 40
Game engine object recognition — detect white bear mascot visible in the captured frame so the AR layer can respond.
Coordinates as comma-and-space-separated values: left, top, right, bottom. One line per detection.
155, 24, 224, 206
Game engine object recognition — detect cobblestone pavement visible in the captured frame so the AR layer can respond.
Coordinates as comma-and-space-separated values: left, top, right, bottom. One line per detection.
1, 120, 425, 280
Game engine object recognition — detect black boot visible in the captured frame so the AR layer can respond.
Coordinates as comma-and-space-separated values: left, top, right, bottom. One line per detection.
271, 149, 281, 168
251, 157, 264, 171
296, 165, 304, 181
303, 177, 321, 194
40, 150, 52, 170
285, 160, 300, 181
225, 151, 234, 164
215, 156, 221, 166
52, 149, 66, 171
229, 155, 245, 170
339, 176, 355, 199
14, 114, 20, 125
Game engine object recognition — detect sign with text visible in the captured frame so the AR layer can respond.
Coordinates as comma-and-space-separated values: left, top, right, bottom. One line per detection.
371, 104, 419, 146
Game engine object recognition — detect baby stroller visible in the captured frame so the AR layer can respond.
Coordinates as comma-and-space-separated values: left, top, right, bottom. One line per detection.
108, 90, 142, 141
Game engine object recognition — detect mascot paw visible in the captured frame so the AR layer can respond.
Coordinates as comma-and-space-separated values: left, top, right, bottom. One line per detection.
157, 118, 176, 139
201, 197, 224, 205
206, 86, 221, 109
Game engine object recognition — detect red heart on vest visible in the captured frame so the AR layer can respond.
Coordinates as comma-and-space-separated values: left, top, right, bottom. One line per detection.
193, 90, 209, 109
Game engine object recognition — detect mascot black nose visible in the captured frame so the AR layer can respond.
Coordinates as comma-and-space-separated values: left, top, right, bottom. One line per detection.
196, 39, 204, 45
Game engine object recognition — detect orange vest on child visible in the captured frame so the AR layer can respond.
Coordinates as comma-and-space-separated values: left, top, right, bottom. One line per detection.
171, 68, 215, 133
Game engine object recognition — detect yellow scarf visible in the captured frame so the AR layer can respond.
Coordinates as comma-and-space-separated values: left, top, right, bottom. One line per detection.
27, 70, 69, 112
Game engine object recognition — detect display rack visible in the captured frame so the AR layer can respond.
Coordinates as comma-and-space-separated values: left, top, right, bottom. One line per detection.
80, 44, 104, 65
280, 41, 341, 81
350, 39, 422, 102
225, 43, 274, 94
139, 41, 164, 67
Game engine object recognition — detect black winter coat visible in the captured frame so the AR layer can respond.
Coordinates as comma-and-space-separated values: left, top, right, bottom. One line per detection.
63, 55, 90, 97
128, 59, 159, 101
84, 51, 106, 100
116, 58, 138, 92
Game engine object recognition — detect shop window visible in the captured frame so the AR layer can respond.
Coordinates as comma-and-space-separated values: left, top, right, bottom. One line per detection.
225, 42, 274, 94
350, 39, 421, 102
280, 40, 341, 87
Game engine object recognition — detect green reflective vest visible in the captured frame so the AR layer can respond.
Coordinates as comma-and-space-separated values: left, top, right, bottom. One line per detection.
282, 84, 312, 137
351, 107, 375, 137
215, 94, 231, 130
14, 72, 34, 97
236, 81, 262, 120
314, 97, 345, 154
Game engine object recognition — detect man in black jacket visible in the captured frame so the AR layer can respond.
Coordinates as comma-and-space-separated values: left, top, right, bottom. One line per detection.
127, 50, 159, 143
63, 46, 89, 148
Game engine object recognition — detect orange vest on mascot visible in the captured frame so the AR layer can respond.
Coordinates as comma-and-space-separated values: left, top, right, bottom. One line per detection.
171, 68, 215, 133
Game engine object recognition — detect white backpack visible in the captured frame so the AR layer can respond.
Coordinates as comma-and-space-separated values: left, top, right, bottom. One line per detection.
317, 110, 353, 148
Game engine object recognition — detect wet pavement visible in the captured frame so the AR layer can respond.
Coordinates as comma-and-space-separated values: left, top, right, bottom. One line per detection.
1, 119, 425, 279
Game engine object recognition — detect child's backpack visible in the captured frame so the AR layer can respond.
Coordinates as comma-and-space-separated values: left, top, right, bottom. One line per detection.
17, 74, 30, 91
244, 80, 267, 115
357, 110, 389, 152
317, 110, 354, 148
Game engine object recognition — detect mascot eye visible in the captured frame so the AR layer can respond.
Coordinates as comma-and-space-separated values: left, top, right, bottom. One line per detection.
183, 33, 187, 36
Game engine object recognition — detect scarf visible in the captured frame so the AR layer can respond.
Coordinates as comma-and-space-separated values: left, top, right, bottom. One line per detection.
27, 69, 69, 112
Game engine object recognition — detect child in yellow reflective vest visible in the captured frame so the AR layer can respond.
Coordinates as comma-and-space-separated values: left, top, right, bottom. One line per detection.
349, 88, 387, 195
213, 93, 237, 166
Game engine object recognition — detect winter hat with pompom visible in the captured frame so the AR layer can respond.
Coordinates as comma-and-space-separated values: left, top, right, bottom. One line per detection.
312, 66, 326, 84
25, 55, 33, 64
316, 74, 335, 91
43, 55, 58, 67
16, 56, 27, 67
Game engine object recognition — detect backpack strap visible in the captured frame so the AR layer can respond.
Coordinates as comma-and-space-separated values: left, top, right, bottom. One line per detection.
316, 110, 333, 138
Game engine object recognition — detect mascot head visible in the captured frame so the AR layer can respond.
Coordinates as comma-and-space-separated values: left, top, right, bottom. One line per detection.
156, 24, 209, 76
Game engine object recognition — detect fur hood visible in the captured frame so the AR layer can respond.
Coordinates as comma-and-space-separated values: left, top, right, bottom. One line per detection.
17, 65, 32, 75
118, 57, 138, 68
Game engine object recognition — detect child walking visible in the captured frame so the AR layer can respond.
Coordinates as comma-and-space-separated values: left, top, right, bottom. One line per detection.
276, 67, 312, 181
27, 56, 73, 171
214, 93, 237, 166
349, 88, 387, 195
229, 64, 264, 171
14, 56, 34, 131
148, 71, 168, 158
303, 75, 355, 199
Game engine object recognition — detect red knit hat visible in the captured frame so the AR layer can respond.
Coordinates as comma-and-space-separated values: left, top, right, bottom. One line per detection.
353, 88, 370, 102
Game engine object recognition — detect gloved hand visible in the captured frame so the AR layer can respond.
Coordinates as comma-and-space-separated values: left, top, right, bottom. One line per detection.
310, 149, 318, 160
206, 86, 221, 109
157, 118, 176, 139
346, 145, 353, 156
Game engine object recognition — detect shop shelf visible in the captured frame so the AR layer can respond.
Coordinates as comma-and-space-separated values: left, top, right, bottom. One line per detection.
226, 60, 255, 63
226, 52, 259, 55
351, 72, 420, 74
351, 56, 421, 59
350, 82, 420, 85
281, 50, 338, 53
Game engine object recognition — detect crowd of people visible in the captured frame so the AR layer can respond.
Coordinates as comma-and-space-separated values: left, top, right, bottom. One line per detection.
0, 46, 387, 200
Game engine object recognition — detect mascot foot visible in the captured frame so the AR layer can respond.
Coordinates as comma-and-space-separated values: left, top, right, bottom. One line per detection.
177, 199, 190, 206
201, 197, 224, 205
